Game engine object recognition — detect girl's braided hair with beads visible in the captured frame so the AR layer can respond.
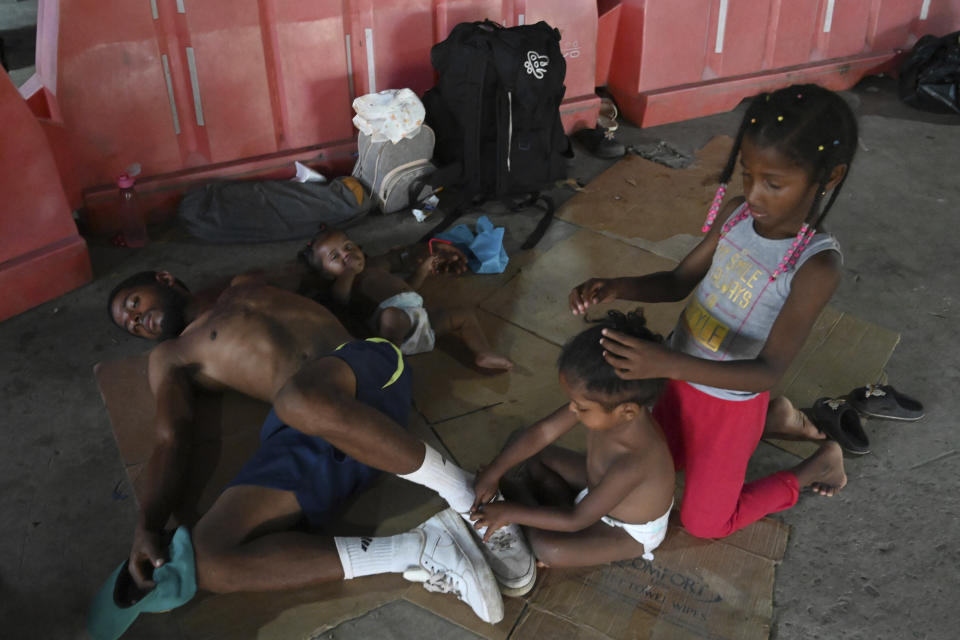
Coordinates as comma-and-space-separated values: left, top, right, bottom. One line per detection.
704, 84, 859, 279
557, 309, 666, 410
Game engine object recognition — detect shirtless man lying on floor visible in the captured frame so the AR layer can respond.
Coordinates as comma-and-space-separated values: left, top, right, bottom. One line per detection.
106, 270, 536, 623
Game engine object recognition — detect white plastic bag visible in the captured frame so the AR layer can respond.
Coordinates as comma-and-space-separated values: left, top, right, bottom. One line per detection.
352, 89, 426, 144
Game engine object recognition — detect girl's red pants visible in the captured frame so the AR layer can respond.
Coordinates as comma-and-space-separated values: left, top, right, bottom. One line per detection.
653, 379, 799, 538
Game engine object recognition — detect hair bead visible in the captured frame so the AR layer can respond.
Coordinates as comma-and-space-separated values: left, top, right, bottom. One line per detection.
770, 223, 816, 281
701, 184, 728, 232
818, 144, 825, 151
720, 206, 750, 237
777, 115, 784, 122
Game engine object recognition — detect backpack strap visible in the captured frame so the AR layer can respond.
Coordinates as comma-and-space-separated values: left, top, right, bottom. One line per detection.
520, 194, 554, 250
417, 191, 554, 249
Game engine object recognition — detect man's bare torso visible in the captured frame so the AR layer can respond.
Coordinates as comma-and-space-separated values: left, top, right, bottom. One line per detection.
156, 283, 353, 402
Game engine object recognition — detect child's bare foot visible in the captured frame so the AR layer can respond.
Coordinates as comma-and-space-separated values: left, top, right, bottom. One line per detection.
764, 397, 825, 441
791, 441, 847, 497
475, 352, 514, 372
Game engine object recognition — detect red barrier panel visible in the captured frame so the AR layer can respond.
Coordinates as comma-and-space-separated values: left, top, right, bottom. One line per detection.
19, 0, 598, 232
0, 71, 91, 323
607, 0, 960, 128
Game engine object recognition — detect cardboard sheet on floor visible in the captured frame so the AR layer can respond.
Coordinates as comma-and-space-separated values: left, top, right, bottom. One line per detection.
433, 388, 580, 472
408, 309, 564, 425
556, 137, 739, 256
417, 246, 538, 310
93, 219, 898, 639
512, 518, 787, 640
434, 385, 787, 640
479, 229, 689, 346
94, 354, 521, 640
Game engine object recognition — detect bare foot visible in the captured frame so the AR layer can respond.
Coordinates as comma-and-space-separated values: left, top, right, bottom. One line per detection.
764, 397, 825, 441
475, 352, 514, 372
791, 441, 847, 497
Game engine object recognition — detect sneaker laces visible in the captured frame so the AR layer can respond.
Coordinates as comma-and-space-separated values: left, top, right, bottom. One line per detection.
826, 398, 846, 411
421, 571, 462, 599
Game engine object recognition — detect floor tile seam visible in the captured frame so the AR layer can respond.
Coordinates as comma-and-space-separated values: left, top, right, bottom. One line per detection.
474, 306, 566, 349
420, 401, 505, 428
503, 601, 530, 639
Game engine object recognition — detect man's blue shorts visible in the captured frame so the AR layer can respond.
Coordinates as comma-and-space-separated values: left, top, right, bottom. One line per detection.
227, 339, 412, 528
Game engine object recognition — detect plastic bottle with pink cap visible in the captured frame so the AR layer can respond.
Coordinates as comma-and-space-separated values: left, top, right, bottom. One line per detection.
116, 170, 148, 247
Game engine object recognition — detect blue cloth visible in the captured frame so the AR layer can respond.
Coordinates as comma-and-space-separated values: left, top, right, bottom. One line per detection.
435, 215, 509, 273
227, 339, 412, 528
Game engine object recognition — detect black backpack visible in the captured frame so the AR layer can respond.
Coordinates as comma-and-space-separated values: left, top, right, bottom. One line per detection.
421, 20, 571, 249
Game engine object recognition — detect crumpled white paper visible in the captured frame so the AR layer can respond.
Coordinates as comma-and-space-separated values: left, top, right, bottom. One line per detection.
352, 88, 425, 144
291, 161, 327, 183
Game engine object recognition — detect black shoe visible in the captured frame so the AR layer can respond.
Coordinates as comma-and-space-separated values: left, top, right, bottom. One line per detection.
809, 397, 870, 455
574, 126, 626, 159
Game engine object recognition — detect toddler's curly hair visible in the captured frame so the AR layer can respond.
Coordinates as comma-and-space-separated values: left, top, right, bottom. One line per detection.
557, 309, 666, 410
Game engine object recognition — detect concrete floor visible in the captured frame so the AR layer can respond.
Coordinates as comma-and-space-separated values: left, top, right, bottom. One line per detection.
1, 76, 958, 640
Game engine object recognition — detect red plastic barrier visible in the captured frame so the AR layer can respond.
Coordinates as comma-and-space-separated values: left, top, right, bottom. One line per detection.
0, 71, 91, 323
607, 0, 960, 128
19, 0, 598, 232
596, 0, 622, 87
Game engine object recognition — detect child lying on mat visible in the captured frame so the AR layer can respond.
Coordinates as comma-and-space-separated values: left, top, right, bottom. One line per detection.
301, 227, 513, 371
470, 310, 675, 566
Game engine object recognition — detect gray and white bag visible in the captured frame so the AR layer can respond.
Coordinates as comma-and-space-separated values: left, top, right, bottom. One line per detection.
352, 125, 436, 214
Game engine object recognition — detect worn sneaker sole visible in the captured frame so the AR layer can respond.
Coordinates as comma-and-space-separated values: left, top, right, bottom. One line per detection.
497, 562, 536, 598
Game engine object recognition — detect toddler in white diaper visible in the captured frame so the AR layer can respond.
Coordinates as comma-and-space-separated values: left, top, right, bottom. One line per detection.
303, 227, 513, 370
470, 310, 676, 567
575, 488, 672, 560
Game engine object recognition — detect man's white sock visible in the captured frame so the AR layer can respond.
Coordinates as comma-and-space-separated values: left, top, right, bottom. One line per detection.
398, 443, 475, 513
334, 532, 422, 580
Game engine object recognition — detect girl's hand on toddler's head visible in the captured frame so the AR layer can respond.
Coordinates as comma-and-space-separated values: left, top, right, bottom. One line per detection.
600, 328, 672, 380
569, 278, 617, 315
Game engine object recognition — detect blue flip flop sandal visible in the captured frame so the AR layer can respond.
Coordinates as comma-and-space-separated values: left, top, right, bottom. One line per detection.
809, 397, 870, 455
847, 384, 925, 422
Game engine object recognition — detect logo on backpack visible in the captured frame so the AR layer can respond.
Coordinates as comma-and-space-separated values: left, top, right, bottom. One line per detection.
524, 51, 549, 79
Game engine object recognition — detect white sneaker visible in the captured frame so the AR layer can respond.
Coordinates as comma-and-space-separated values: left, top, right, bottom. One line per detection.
464, 494, 537, 597
402, 508, 504, 624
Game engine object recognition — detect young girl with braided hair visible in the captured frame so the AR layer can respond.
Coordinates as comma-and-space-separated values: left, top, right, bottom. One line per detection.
568, 84, 857, 538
